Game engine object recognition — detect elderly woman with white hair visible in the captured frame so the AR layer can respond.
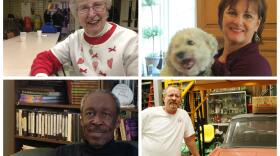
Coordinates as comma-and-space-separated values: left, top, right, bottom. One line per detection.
30, 0, 138, 76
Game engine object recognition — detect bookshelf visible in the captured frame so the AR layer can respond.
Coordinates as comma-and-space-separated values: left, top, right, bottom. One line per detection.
7, 80, 138, 154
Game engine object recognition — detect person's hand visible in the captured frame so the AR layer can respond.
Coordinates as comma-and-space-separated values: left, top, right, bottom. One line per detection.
35, 73, 48, 77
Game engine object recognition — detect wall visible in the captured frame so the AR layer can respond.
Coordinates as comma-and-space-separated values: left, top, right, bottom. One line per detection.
3, 81, 15, 156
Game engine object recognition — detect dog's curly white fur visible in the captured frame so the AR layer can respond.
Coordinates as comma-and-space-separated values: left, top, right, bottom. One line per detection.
161, 28, 218, 76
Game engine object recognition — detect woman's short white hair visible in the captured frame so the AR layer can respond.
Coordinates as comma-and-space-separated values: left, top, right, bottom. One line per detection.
70, 0, 112, 17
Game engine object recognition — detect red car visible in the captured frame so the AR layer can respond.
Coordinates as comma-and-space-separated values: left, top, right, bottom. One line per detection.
209, 114, 276, 156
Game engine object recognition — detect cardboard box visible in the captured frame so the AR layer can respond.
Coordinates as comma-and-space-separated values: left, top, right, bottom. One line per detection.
252, 96, 276, 113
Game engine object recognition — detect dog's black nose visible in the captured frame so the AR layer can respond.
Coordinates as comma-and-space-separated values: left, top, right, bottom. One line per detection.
176, 52, 185, 58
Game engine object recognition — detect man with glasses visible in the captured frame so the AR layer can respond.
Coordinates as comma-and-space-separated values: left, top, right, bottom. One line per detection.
56, 90, 138, 156
31, 0, 138, 76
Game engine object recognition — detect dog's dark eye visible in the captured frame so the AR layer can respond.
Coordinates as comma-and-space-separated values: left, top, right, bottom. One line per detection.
186, 40, 195, 45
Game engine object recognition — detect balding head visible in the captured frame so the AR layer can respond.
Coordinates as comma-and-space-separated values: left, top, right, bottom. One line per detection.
163, 86, 182, 114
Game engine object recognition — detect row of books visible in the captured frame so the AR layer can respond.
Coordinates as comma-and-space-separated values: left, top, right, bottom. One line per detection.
67, 80, 101, 105
18, 94, 66, 104
16, 109, 82, 143
17, 81, 67, 104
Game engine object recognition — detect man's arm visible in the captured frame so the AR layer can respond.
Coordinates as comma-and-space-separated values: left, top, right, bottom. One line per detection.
184, 134, 200, 156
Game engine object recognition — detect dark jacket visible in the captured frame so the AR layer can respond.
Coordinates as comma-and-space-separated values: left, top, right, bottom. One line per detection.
56, 140, 138, 156
211, 43, 272, 76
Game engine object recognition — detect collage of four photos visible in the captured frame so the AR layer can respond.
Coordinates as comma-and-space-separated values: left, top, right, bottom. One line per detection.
2, 0, 277, 156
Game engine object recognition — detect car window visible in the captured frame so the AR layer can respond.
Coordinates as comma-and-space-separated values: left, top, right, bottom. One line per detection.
223, 116, 276, 147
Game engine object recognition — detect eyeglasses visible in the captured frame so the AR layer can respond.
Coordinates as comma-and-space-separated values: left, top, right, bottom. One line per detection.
78, 3, 106, 14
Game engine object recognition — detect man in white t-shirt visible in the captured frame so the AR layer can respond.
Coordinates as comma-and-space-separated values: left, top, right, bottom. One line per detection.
142, 86, 200, 156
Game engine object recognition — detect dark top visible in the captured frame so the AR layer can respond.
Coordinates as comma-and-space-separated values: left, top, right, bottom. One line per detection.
55, 140, 138, 156
211, 43, 272, 76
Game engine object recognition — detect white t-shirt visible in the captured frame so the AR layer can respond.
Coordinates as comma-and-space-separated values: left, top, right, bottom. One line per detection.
51, 23, 138, 76
142, 106, 195, 156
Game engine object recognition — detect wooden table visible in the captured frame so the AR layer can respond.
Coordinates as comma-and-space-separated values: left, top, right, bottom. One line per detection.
4, 32, 60, 76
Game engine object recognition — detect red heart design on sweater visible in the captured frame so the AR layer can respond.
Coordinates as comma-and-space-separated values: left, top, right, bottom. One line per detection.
77, 58, 84, 64
107, 58, 113, 69
92, 61, 98, 71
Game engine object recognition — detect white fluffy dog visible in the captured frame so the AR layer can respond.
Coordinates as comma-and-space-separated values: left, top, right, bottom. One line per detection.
160, 28, 218, 76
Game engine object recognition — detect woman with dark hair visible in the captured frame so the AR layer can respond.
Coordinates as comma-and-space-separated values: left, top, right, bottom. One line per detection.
212, 0, 271, 76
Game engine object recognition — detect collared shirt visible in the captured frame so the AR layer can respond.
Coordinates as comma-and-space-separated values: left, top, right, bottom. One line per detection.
211, 42, 272, 76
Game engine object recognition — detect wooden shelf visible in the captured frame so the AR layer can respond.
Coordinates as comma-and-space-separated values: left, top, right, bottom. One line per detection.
15, 135, 72, 145
17, 103, 80, 109
120, 107, 138, 112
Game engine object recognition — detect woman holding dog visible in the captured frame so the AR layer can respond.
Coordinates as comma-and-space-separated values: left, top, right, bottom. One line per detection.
212, 0, 271, 76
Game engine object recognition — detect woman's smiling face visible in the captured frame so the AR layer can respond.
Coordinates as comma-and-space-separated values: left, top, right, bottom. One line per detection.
222, 0, 260, 47
77, 0, 108, 36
